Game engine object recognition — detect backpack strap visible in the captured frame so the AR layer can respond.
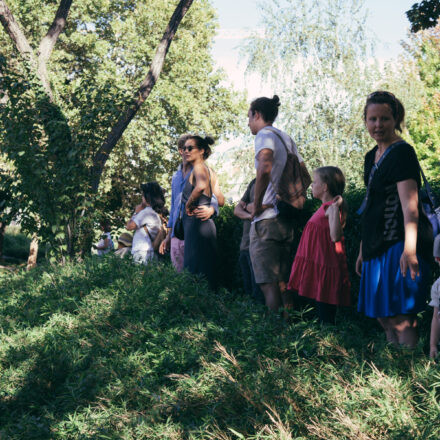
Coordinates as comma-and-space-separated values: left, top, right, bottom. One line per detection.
264, 127, 292, 155
262, 127, 291, 192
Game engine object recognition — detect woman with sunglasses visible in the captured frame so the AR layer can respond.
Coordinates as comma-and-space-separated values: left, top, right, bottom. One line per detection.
181, 135, 224, 290
356, 91, 433, 348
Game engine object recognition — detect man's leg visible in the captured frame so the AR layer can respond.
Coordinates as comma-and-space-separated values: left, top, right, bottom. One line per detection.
259, 282, 282, 311
239, 250, 253, 297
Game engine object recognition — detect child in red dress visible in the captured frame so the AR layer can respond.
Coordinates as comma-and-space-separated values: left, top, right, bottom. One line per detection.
288, 166, 350, 324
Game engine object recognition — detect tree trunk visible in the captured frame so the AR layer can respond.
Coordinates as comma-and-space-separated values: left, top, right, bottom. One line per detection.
90, 0, 194, 192
26, 235, 38, 270
0, 222, 5, 258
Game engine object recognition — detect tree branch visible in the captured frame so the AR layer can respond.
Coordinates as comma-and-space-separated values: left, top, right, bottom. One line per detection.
38, 0, 73, 85
0, 0, 52, 98
90, 0, 194, 192
0, 0, 34, 57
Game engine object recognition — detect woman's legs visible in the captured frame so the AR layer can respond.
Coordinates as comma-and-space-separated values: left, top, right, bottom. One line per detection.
377, 314, 418, 348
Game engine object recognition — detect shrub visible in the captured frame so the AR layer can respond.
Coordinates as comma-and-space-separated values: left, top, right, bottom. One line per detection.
0, 257, 438, 439
2, 226, 45, 262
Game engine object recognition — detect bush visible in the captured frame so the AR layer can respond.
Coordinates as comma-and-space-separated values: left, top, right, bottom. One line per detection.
2, 226, 45, 262
0, 257, 438, 439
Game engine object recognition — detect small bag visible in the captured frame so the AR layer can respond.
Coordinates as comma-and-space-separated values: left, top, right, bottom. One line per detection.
173, 204, 184, 240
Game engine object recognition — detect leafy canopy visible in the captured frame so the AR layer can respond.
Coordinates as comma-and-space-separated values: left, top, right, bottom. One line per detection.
0, 0, 245, 256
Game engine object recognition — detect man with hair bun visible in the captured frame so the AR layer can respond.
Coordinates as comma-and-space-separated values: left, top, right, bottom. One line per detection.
247, 95, 305, 313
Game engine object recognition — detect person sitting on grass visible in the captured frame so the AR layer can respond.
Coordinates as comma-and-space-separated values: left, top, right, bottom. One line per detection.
429, 235, 440, 358
93, 219, 114, 256
126, 182, 165, 266
114, 232, 133, 259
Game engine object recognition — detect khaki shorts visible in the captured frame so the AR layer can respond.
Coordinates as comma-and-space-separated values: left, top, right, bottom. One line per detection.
249, 216, 294, 284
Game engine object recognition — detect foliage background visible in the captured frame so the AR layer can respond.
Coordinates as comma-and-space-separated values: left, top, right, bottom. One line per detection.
0, 0, 246, 256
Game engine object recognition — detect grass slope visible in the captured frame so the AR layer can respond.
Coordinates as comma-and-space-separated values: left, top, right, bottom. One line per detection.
0, 257, 439, 439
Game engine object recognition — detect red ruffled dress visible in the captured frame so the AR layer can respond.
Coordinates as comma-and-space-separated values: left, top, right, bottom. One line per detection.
288, 201, 350, 306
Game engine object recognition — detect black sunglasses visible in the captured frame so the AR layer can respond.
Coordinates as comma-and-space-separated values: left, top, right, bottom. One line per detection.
181, 146, 195, 152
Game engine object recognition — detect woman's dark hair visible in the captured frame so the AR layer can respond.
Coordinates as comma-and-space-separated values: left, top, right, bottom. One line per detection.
250, 95, 280, 123
315, 166, 346, 197
99, 218, 111, 233
187, 135, 214, 160
140, 182, 166, 215
363, 91, 405, 132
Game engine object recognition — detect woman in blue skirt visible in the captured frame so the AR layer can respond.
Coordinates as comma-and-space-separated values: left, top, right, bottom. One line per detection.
356, 91, 433, 348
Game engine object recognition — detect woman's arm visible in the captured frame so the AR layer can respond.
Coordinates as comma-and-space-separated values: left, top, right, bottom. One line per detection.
397, 178, 419, 280
126, 202, 146, 230
185, 164, 209, 212
213, 180, 225, 207
356, 241, 363, 276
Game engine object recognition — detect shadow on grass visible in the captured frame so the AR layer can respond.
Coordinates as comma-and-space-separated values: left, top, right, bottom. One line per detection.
0, 257, 437, 439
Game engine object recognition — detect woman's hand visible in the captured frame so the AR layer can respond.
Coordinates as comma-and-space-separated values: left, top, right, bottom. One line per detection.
159, 233, 171, 255
355, 254, 363, 277
193, 205, 214, 221
430, 345, 438, 359
185, 201, 194, 216
400, 251, 419, 280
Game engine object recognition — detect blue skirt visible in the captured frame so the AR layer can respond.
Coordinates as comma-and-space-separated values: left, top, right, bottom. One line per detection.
358, 241, 430, 318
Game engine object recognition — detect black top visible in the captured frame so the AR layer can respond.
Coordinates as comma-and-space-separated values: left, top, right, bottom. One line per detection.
361, 141, 433, 261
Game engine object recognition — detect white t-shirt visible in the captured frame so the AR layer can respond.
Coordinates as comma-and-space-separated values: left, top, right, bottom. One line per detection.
253, 126, 303, 222
429, 277, 440, 308
97, 232, 114, 256
131, 207, 161, 254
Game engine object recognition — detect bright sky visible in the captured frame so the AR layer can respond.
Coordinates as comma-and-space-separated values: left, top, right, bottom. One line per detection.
208, 0, 417, 197
211, 0, 416, 96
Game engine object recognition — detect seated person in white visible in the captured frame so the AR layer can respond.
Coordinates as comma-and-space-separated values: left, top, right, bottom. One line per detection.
126, 182, 165, 265
93, 219, 114, 255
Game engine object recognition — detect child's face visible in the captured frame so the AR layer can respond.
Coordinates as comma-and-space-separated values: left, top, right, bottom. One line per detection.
311, 172, 326, 200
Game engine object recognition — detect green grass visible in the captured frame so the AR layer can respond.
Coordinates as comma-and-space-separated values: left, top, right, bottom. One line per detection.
0, 257, 439, 439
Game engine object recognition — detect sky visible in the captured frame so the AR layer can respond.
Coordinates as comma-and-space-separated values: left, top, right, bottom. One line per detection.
210, 0, 416, 97
208, 0, 418, 197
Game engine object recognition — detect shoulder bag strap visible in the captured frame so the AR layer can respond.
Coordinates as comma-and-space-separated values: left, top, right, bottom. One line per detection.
357, 140, 405, 215
264, 126, 291, 154
261, 127, 292, 194
420, 166, 438, 209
